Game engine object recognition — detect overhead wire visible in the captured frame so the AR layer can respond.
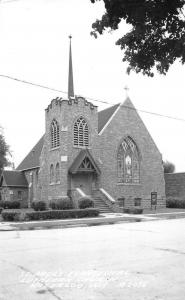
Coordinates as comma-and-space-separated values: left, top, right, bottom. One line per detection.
0, 73, 185, 123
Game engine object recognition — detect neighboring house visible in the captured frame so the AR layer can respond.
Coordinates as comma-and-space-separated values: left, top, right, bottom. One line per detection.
165, 173, 185, 199
0, 170, 28, 207
0, 39, 166, 211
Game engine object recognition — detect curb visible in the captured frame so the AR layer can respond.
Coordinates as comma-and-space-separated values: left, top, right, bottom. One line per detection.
0, 212, 185, 231
0, 215, 155, 231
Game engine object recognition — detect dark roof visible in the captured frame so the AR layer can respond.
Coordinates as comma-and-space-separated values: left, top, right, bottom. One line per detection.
17, 104, 120, 171
69, 149, 101, 175
98, 103, 120, 133
1, 170, 28, 187
17, 135, 44, 171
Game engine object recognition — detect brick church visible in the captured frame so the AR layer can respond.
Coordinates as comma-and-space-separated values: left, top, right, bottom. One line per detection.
0, 38, 166, 211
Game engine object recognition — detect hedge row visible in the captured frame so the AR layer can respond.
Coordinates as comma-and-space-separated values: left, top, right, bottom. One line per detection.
1, 208, 99, 222
78, 197, 94, 209
166, 198, 185, 208
32, 201, 46, 211
0, 201, 20, 209
123, 207, 143, 214
1, 211, 22, 221
49, 198, 73, 210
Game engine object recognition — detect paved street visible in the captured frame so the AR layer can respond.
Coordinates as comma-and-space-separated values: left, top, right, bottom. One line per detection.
0, 219, 185, 300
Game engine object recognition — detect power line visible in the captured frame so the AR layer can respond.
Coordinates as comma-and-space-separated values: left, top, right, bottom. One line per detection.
1, 73, 185, 123
0, 0, 22, 4
0, 74, 66, 94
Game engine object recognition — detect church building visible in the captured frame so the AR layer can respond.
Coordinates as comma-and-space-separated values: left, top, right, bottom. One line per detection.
0, 38, 166, 212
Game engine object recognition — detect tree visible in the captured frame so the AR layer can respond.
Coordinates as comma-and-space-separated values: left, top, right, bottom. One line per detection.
163, 160, 175, 173
90, 0, 185, 76
0, 129, 10, 175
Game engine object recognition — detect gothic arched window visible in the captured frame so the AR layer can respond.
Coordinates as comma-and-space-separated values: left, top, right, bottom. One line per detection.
51, 119, 60, 148
50, 164, 54, 184
74, 116, 89, 147
55, 163, 60, 183
117, 137, 140, 184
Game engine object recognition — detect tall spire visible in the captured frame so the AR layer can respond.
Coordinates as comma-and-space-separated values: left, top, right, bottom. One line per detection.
68, 35, 74, 99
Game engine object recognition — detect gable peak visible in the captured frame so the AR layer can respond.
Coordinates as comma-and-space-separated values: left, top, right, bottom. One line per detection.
121, 96, 136, 110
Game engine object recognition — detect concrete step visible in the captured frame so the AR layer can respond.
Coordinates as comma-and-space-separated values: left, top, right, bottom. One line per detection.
92, 196, 113, 213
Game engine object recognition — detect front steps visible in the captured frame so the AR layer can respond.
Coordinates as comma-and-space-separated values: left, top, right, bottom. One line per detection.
92, 196, 113, 213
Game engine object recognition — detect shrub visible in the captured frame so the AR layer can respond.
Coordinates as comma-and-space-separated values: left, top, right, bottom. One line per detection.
49, 197, 73, 210
166, 197, 185, 208
1, 208, 100, 222
0, 200, 20, 209
2, 211, 22, 221
10, 201, 21, 209
32, 201, 46, 211
123, 207, 143, 214
78, 197, 94, 209
25, 208, 99, 221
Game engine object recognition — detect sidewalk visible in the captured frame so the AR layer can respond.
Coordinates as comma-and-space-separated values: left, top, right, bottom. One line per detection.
1, 211, 185, 231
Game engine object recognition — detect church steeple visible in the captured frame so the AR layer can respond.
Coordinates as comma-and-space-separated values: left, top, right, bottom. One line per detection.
68, 35, 74, 99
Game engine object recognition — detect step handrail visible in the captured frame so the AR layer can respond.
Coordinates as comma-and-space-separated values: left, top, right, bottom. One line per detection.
76, 188, 86, 197
99, 188, 116, 203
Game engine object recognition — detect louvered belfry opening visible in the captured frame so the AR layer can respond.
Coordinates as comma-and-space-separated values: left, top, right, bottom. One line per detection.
74, 116, 89, 147
51, 119, 60, 148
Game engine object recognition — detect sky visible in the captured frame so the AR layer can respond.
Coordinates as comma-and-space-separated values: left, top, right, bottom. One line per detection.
0, 0, 185, 172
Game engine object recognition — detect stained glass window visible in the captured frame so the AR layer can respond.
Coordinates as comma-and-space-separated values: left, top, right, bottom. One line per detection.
117, 137, 140, 184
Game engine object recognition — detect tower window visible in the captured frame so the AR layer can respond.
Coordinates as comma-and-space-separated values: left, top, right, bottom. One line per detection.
51, 119, 60, 148
74, 116, 89, 147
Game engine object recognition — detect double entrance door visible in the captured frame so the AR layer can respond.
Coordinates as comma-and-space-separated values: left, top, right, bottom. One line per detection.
71, 173, 94, 195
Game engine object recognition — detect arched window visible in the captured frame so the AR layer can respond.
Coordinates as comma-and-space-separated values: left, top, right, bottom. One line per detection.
74, 116, 89, 147
51, 119, 60, 148
117, 137, 140, 184
55, 163, 60, 183
50, 164, 54, 183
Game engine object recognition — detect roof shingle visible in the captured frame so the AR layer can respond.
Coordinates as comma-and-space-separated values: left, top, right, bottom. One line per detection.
1, 170, 28, 187
17, 135, 44, 171
98, 103, 120, 133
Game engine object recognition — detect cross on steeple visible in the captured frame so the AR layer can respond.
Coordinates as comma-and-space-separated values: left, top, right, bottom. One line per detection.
124, 85, 129, 97
68, 35, 74, 99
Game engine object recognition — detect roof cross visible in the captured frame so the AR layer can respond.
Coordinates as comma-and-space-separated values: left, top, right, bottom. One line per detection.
124, 85, 129, 97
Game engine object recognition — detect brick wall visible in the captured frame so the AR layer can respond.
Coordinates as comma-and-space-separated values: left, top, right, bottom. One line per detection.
165, 173, 185, 199
98, 98, 166, 208
34, 96, 166, 208
39, 97, 99, 205
0, 187, 28, 208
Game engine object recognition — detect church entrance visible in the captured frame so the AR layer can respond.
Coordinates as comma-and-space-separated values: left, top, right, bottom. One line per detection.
68, 149, 101, 197
71, 173, 93, 195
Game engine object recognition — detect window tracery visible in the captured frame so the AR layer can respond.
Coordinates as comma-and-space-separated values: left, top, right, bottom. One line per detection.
51, 119, 60, 148
74, 116, 89, 147
117, 137, 140, 184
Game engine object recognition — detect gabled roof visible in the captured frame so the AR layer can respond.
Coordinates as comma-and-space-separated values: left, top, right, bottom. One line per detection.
0, 170, 28, 187
17, 135, 44, 171
17, 103, 120, 171
69, 149, 101, 175
98, 103, 120, 133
